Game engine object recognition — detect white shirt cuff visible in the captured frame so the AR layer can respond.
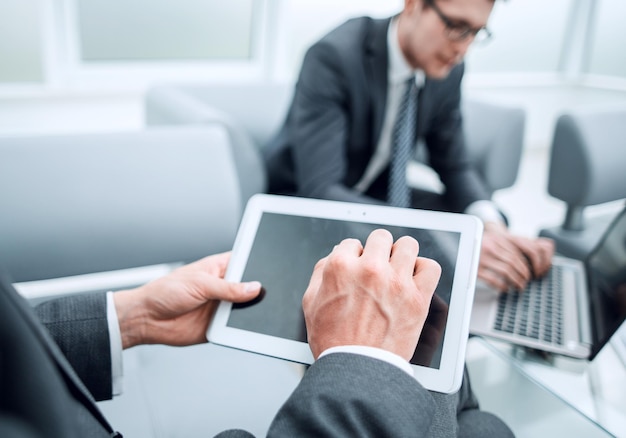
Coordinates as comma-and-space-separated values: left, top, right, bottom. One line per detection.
464, 200, 505, 225
106, 291, 124, 396
318, 345, 414, 376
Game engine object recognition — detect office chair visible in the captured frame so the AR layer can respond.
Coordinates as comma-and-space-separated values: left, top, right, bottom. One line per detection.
145, 82, 293, 153
411, 98, 525, 196
0, 124, 292, 438
539, 105, 626, 260
0, 125, 266, 283
144, 83, 526, 198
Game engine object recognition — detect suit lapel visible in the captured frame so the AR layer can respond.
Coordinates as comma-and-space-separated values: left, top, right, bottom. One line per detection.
365, 17, 391, 145
365, 16, 431, 146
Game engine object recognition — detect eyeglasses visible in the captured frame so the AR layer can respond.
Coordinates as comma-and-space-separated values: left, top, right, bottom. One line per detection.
426, 0, 492, 44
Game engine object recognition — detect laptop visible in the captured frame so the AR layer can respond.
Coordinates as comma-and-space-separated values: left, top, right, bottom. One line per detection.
470, 207, 626, 360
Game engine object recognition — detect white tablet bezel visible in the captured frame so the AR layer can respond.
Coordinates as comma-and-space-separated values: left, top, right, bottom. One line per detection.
209, 193, 482, 393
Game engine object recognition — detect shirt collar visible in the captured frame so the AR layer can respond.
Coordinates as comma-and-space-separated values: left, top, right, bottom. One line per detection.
388, 17, 425, 87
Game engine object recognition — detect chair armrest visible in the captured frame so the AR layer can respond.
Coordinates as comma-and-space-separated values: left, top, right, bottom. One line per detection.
145, 87, 267, 200
462, 99, 526, 194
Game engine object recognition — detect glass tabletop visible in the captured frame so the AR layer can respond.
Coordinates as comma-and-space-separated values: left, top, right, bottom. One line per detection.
466, 336, 623, 437
19, 268, 624, 437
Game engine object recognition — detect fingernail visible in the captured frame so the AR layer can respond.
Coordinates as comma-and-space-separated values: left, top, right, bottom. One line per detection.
244, 281, 262, 294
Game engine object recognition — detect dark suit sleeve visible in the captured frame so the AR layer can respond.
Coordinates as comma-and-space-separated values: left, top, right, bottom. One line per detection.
267, 353, 436, 437
288, 39, 385, 206
35, 292, 113, 401
423, 64, 491, 212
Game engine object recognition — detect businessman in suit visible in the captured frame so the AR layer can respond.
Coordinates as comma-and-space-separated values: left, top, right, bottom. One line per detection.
265, 0, 554, 292
0, 253, 262, 437
0, 231, 512, 437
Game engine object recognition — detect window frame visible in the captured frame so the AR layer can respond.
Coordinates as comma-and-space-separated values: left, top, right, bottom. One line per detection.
53, 0, 273, 91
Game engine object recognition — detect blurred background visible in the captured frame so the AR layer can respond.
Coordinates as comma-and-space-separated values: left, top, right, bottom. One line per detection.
1, 0, 625, 233
1, 1, 625, 130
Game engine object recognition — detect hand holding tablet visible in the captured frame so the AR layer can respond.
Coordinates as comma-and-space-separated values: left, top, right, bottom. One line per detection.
303, 229, 441, 361
208, 194, 483, 393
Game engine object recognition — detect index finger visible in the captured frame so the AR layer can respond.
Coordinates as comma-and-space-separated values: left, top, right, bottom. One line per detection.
412, 256, 441, 298
390, 235, 420, 277
331, 237, 364, 260
361, 229, 394, 261
180, 252, 232, 277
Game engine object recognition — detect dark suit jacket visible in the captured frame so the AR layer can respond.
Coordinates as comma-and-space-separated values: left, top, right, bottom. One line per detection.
268, 353, 438, 436
268, 353, 513, 438
265, 16, 491, 213
0, 277, 442, 438
0, 275, 118, 437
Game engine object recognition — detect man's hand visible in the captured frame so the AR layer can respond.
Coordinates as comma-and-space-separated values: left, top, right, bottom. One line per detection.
303, 229, 441, 361
113, 253, 261, 349
479, 222, 555, 292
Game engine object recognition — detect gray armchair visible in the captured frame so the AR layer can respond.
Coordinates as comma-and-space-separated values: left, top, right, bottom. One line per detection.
145, 83, 293, 154
539, 105, 626, 260
461, 99, 525, 196
145, 82, 526, 198
411, 98, 525, 197
0, 125, 295, 438
0, 125, 265, 282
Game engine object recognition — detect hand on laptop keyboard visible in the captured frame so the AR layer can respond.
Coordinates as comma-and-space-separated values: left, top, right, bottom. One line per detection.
478, 222, 555, 292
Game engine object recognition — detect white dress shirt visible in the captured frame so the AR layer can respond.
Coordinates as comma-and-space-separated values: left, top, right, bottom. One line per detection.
106, 291, 124, 395
353, 16, 422, 194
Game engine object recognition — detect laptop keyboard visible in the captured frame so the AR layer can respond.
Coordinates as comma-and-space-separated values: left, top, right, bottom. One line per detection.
493, 265, 564, 346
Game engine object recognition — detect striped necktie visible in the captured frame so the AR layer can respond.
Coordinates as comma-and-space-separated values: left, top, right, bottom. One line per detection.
388, 78, 418, 208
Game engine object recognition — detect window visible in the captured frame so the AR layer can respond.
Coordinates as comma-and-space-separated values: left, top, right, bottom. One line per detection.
0, 0, 44, 83
464, 0, 573, 75
1, 0, 625, 91
272, 0, 403, 80
76, 0, 255, 62
587, 0, 626, 78
63, 0, 266, 87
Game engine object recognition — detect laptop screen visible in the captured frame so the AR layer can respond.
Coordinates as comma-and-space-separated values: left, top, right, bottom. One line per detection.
586, 208, 626, 359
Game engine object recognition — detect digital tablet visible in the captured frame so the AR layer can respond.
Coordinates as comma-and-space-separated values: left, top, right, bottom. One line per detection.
208, 194, 482, 393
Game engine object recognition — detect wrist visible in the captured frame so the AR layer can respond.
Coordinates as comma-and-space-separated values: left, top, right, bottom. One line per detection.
113, 288, 147, 349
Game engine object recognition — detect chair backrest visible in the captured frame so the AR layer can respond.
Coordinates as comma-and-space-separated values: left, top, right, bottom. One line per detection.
412, 98, 525, 195
547, 105, 626, 230
0, 125, 265, 282
145, 82, 293, 151
146, 83, 525, 196
461, 99, 526, 194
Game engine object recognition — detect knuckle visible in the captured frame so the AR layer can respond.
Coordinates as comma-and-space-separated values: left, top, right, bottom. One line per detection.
360, 258, 383, 279
302, 290, 312, 308
326, 252, 351, 272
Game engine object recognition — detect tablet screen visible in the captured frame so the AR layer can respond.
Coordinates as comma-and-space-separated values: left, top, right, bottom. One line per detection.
227, 212, 460, 370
